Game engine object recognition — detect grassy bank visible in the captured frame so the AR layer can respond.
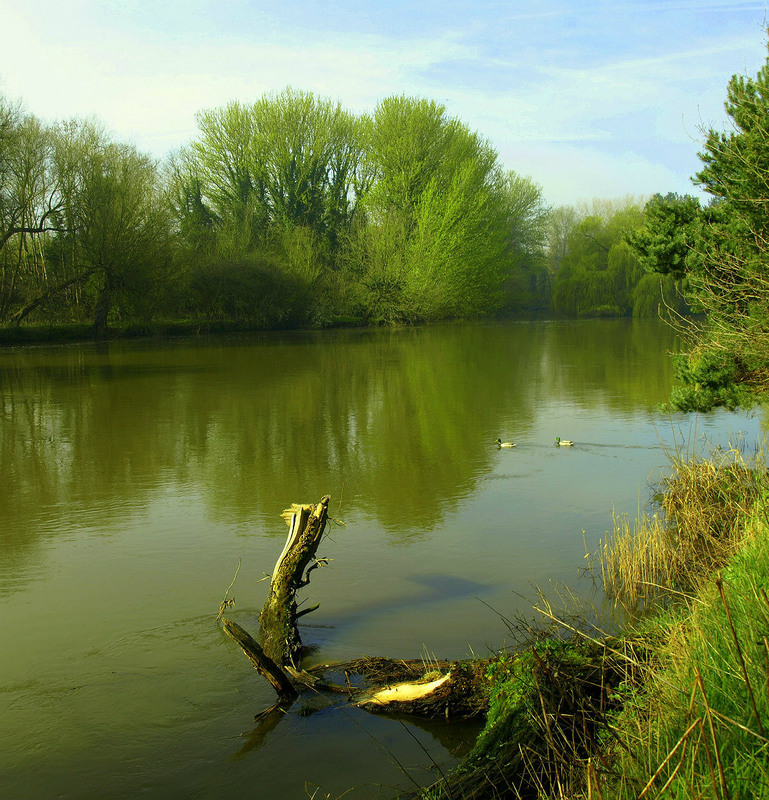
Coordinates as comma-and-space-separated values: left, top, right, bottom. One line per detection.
416, 444, 769, 799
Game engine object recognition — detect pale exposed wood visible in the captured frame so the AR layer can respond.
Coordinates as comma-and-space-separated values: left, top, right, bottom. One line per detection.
359, 673, 451, 705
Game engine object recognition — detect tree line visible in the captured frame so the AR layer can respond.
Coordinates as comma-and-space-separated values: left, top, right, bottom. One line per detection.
1, 87, 689, 336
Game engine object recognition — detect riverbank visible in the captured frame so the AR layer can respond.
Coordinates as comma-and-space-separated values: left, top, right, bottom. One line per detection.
417, 444, 769, 799
0, 311, 645, 347
0, 319, 326, 346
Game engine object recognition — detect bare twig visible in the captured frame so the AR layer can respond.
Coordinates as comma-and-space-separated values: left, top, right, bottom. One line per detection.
216, 558, 241, 623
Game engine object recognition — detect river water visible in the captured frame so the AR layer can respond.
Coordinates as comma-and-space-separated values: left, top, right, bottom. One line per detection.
0, 319, 764, 799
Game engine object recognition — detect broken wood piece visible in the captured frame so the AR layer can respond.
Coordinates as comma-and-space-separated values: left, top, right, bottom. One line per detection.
222, 618, 298, 702
350, 659, 490, 719
358, 672, 452, 706
294, 603, 320, 620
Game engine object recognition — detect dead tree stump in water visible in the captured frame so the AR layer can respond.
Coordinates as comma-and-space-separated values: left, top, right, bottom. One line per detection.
222, 496, 330, 705
223, 493, 490, 720
258, 495, 330, 668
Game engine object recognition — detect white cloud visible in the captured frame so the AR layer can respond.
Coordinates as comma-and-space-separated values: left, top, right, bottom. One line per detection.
0, 0, 767, 203
0, 3, 475, 153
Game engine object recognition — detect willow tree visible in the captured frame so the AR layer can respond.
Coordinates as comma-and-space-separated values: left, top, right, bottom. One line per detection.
344, 96, 515, 323
497, 171, 551, 311
173, 101, 264, 258
549, 202, 664, 317
172, 89, 366, 324
0, 99, 64, 322
51, 121, 173, 335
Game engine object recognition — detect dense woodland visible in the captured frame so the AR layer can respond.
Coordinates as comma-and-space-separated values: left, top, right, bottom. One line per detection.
0, 89, 689, 335
5, 32, 769, 415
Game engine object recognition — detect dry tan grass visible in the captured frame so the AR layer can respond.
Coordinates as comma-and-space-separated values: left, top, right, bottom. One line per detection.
599, 511, 675, 611
599, 446, 765, 612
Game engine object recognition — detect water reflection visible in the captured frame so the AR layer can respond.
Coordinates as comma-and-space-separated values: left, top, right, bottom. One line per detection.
0, 320, 685, 586
2, 320, 763, 800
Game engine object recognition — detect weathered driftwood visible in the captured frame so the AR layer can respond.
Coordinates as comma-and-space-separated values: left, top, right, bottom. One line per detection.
223, 494, 490, 720
329, 657, 490, 719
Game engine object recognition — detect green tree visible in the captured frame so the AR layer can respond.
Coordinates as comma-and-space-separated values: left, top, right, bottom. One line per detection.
52, 121, 174, 335
545, 205, 579, 281
175, 101, 264, 256
497, 171, 551, 311
626, 193, 701, 280
176, 89, 366, 250
551, 202, 650, 317
345, 96, 524, 323
648, 41, 769, 410
173, 89, 367, 325
0, 99, 65, 322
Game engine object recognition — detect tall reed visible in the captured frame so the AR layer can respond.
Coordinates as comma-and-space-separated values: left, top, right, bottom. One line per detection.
598, 446, 765, 613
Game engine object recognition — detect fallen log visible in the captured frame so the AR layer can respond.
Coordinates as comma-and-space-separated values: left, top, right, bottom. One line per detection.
317, 656, 490, 719
221, 619, 298, 702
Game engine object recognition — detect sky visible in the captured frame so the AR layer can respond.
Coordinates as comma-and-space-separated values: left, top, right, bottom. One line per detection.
1, 0, 768, 207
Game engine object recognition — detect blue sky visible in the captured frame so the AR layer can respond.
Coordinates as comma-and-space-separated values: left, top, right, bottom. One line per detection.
1, 0, 767, 206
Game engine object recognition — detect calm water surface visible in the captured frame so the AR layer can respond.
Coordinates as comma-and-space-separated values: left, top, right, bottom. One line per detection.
1, 319, 764, 799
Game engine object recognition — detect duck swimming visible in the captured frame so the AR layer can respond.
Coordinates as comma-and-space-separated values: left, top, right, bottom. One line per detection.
554, 437, 574, 446
496, 438, 516, 448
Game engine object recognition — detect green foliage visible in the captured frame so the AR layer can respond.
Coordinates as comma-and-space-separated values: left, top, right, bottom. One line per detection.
340, 97, 548, 323
550, 202, 668, 317
186, 255, 296, 326
0, 100, 63, 322
630, 271, 681, 317
456, 645, 560, 781
52, 121, 175, 334
176, 89, 363, 252
697, 54, 769, 227
497, 171, 551, 311
667, 349, 757, 412
626, 192, 701, 280
651, 39, 769, 410
603, 491, 769, 799
0, 86, 551, 332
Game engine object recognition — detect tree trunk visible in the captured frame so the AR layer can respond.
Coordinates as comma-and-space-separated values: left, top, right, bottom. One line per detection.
258, 495, 330, 668
93, 272, 111, 337
10, 269, 94, 327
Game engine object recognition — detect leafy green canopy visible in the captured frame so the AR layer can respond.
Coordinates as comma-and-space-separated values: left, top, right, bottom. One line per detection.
0, 104, 174, 334
172, 90, 551, 326
548, 200, 686, 318
629, 40, 769, 411
0, 86, 554, 331
344, 96, 540, 323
